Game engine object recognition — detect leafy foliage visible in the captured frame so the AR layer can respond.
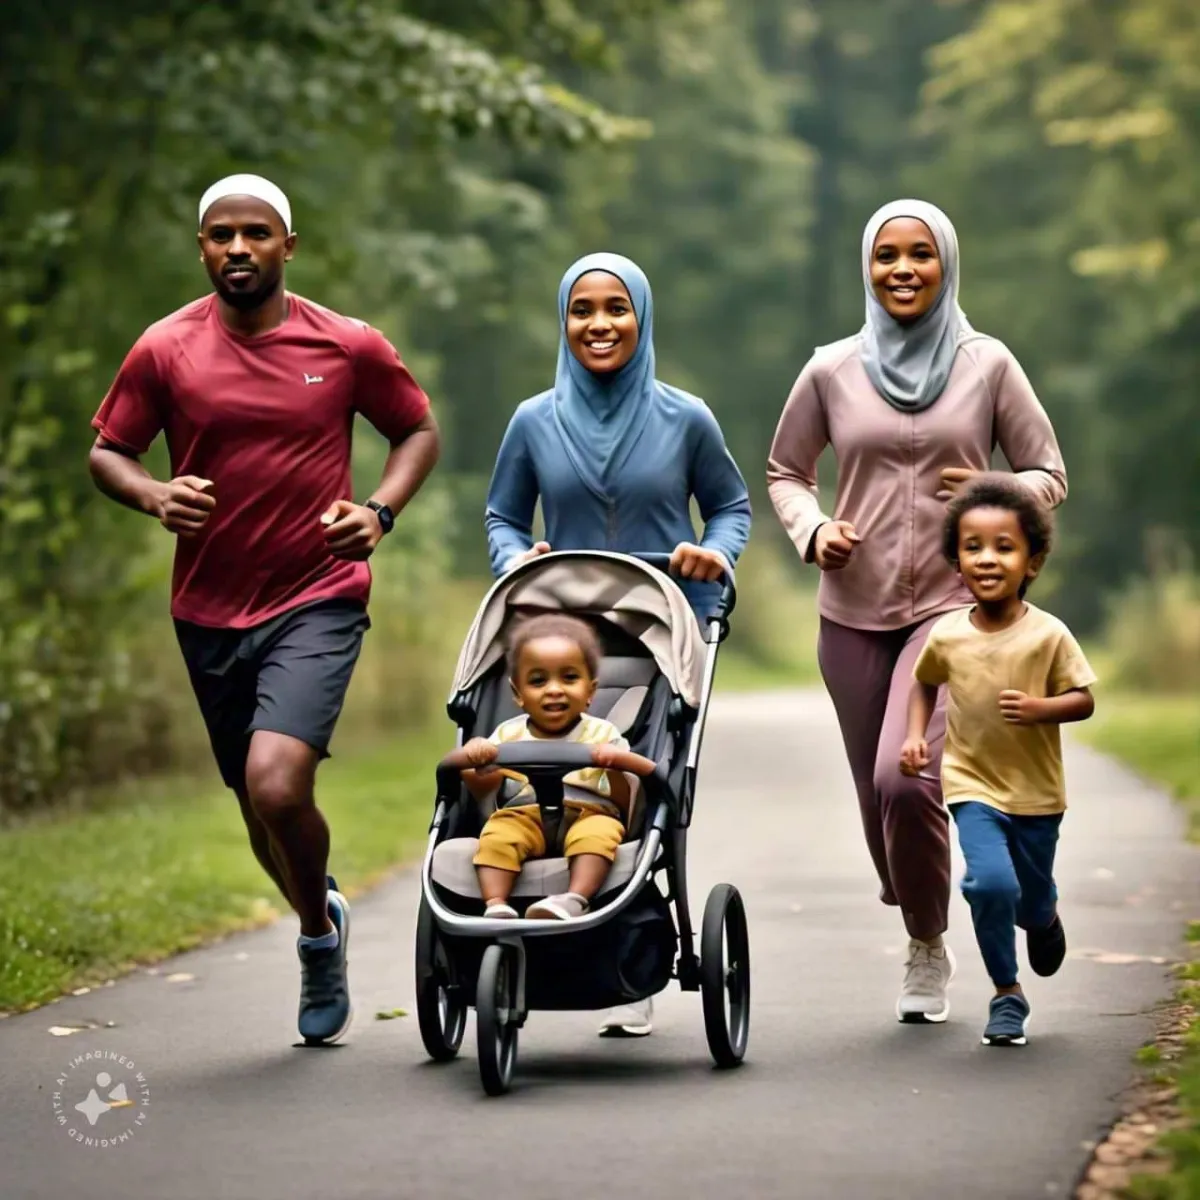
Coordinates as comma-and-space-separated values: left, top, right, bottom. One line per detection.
0, 0, 659, 811
918, 0, 1200, 627
3, 0, 1197, 809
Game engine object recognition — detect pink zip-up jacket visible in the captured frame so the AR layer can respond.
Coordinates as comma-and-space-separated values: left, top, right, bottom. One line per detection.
767, 333, 1067, 632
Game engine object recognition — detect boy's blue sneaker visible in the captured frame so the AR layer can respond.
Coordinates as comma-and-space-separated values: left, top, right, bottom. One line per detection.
982, 992, 1029, 1047
298, 878, 352, 1045
1027, 914, 1067, 977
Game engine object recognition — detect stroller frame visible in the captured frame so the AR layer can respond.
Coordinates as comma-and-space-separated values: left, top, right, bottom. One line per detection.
415, 551, 750, 1095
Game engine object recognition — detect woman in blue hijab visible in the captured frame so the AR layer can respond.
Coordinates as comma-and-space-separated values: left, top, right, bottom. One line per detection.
486, 252, 751, 621
484, 252, 752, 1037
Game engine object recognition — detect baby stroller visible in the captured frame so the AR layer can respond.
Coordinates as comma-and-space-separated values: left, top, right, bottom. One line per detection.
415, 550, 749, 1096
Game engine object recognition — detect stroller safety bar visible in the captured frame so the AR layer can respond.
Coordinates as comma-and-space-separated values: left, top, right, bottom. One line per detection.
421, 805, 667, 939
436, 741, 667, 802
436, 741, 673, 844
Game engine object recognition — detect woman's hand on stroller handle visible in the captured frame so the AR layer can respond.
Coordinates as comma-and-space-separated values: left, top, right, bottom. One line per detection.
668, 542, 729, 584
628, 549, 735, 595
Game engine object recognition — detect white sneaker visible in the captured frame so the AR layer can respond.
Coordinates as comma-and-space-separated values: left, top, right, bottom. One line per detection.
598, 996, 653, 1038
526, 893, 588, 920
896, 940, 956, 1024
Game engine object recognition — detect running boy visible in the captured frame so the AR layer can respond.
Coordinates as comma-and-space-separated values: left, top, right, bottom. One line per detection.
443, 614, 655, 920
900, 473, 1096, 1047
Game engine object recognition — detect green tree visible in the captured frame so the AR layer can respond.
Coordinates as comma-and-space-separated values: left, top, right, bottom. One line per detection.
920, 0, 1200, 628
0, 0, 665, 810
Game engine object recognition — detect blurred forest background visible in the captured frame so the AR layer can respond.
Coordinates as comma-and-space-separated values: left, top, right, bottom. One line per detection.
2, 0, 1198, 813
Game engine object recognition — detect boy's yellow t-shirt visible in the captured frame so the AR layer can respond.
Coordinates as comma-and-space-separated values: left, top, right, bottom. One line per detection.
913, 604, 1097, 816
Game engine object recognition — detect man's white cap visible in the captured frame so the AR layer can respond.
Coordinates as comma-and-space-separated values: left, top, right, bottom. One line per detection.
198, 173, 293, 233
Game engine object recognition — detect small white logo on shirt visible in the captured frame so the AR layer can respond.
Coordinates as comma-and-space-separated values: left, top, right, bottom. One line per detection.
304, 373, 324, 385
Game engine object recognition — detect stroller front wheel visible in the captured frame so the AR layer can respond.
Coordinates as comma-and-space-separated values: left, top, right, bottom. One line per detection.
476, 942, 520, 1096
415, 896, 467, 1061
700, 883, 751, 1068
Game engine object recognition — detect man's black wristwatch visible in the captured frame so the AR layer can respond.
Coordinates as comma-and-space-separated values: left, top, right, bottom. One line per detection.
365, 500, 395, 536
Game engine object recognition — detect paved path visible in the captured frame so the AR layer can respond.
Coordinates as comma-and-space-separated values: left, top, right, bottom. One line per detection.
4, 689, 1196, 1200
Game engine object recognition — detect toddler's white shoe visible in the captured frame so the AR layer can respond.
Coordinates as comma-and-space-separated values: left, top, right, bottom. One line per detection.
526, 893, 589, 920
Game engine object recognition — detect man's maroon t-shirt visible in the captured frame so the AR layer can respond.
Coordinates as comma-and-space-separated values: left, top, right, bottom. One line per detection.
92, 293, 430, 629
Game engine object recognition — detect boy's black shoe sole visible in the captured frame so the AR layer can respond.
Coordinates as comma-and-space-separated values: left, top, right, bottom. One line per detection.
1027, 914, 1066, 977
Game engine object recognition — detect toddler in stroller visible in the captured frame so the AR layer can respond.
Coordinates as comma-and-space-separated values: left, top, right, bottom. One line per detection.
415, 550, 750, 1095
442, 612, 657, 921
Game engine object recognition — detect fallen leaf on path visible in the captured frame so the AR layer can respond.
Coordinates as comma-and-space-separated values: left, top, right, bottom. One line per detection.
1073, 950, 1170, 966
48, 1019, 108, 1036
375, 1008, 409, 1021
165, 973, 195, 984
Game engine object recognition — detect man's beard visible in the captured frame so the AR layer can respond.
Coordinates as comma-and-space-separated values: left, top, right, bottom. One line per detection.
212, 271, 281, 312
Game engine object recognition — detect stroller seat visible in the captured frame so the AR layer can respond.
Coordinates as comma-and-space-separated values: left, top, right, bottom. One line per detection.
429, 653, 660, 902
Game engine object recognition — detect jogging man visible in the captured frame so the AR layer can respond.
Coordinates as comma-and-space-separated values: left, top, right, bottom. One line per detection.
88, 174, 440, 1045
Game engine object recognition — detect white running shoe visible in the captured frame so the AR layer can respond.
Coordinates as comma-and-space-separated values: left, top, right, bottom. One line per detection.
598, 997, 654, 1038
896, 939, 956, 1024
526, 893, 588, 920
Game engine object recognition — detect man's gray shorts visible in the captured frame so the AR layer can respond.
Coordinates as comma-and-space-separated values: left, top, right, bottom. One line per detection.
174, 599, 370, 792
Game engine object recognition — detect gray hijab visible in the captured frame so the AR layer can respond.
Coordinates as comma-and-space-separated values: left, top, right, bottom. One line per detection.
858, 198, 974, 413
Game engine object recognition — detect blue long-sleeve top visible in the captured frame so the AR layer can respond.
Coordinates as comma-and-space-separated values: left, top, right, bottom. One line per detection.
484, 387, 752, 619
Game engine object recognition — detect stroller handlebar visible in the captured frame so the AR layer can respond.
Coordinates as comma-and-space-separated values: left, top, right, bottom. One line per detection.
625, 551, 737, 623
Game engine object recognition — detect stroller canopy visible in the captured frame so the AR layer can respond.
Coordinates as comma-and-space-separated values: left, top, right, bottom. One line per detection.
450, 552, 707, 708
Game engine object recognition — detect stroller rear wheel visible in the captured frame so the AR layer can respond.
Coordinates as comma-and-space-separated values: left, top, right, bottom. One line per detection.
476, 942, 520, 1096
700, 883, 750, 1068
415, 896, 467, 1061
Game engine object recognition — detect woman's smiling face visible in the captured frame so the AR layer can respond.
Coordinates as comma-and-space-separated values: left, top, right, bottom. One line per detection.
869, 217, 944, 323
565, 271, 640, 374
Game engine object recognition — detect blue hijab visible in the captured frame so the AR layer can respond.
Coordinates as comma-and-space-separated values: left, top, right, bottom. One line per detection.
552, 252, 657, 500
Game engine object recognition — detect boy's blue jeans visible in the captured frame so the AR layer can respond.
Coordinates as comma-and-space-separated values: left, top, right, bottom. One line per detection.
950, 801, 1063, 988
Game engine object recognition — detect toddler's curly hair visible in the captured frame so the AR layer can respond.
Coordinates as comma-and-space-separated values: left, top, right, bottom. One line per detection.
942, 473, 1054, 566
505, 613, 602, 679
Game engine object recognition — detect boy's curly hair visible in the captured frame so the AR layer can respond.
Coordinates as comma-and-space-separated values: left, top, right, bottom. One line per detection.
505, 613, 602, 679
942, 472, 1055, 569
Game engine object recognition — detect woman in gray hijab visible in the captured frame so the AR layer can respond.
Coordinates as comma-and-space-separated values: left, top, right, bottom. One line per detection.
767, 199, 1068, 1027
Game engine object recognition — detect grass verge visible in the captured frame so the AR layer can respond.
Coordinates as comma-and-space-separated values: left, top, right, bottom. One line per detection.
0, 726, 449, 1014
1078, 694, 1200, 837
1075, 692, 1200, 1198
